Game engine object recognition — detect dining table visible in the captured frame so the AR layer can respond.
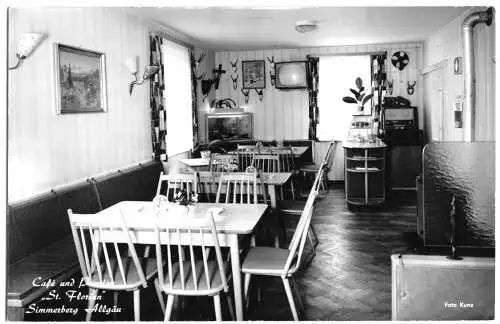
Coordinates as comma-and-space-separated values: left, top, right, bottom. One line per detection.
89, 200, 270, 321
229, 146, 308, 159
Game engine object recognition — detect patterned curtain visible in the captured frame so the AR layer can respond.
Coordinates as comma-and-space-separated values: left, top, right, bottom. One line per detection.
307, 56, 319, 140
149, 35, 166, 160
190, 49, 199, 150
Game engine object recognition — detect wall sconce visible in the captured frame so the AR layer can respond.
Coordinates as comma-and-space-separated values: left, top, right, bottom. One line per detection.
125, 57, 160, 95
9, 32, 46, 70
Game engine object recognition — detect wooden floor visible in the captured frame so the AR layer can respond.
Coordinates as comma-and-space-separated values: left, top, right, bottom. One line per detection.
25, 183, 419, 321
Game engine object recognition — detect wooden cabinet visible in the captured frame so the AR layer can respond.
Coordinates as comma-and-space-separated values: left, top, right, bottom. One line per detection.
343, 141, 386, 206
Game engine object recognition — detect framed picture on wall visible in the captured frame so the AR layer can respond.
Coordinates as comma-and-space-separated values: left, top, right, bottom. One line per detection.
242, 60, 266, 89
54, 43, 107, 114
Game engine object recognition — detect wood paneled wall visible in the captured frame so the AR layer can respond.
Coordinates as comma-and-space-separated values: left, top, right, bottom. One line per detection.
8, 8, 152, 202
423, 7, 495, 142
214, 43, 424, 144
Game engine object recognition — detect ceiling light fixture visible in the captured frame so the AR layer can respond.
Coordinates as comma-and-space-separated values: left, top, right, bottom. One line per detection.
295, 20, 318, 33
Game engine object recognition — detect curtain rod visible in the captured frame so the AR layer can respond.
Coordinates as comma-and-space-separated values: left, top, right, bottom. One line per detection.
307, 51, 387, 58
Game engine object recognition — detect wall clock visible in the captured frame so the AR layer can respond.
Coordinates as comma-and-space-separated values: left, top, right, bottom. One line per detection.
391, 51, 409, 71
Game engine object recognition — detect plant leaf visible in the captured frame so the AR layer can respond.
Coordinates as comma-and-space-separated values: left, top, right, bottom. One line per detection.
350, 89, 360, 100
343, 96, 357, 104
355, 77, 363, 89
359, 87, 365, 93
359, 93, 365, 102
362, 93, 374, 106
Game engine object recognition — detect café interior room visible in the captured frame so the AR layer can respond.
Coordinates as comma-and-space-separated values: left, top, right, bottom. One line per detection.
5, 5, 495, 322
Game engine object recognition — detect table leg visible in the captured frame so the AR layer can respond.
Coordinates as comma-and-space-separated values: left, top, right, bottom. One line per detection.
229, 235, 243, 321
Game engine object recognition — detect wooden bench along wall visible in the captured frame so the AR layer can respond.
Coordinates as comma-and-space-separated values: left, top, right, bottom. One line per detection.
6, 161, 163, 321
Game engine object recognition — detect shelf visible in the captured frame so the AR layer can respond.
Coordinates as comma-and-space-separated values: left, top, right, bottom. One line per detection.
346, 156, 384, 161
346, 167, 382, 173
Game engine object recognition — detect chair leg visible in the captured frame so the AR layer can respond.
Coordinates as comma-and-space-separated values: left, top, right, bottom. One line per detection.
290, 278, 304, 312
113, 291, 119, 321
213, 294, 222, 321
133, 290, 140, 321
290, 180, 296, 200
154, 278, 166, 315
226, 293, 236, 321
310, 224, 319, 247
244, 273, 252, 309
282, 278, 299, 321
86, 288, 98, 321
164, 295, 175, 321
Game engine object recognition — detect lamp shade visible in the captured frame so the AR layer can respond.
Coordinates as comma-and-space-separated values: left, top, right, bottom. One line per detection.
143, 65, 160, 79
17, 33, 45, 58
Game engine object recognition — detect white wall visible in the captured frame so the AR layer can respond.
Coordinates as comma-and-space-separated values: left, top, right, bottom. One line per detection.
8, 8, 152, 202
423, 7, 495, 141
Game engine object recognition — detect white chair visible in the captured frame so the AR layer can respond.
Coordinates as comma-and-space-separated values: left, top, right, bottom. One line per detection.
252, 154, 281, 173
156, 172, 198, 201
67, 209, 165, 321
154, 208, 232, 321
299, 141, 336, 195
241, 190, 319, 321
215, 171, 267, 205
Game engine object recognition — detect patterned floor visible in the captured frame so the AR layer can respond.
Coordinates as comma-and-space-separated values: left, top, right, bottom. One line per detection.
25, 184, 419, 321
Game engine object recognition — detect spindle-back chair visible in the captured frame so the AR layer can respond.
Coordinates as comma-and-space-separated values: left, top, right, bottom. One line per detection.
209, 153, 239, 172
241, 190, 319, 321
154, 209, 230, 321
252, 154, 281, 173
156, 172, 198, 201
67, 209, 165, 321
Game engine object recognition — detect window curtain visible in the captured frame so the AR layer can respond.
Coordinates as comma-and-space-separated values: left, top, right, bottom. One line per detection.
149, 35, 166, 160
190, 49, 199, 149
307, 56, 319, 140
316, 55, 372, 141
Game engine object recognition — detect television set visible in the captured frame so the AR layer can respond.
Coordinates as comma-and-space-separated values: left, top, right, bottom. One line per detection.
275, 61, 309, 90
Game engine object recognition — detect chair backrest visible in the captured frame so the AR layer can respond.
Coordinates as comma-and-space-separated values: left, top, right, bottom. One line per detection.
209, 153, 239, 172
156, 172, 198, 201
215, 171, 264, 204
272, 146, 296, 172
323, 141, 337, 171
282, 188, 320, 277
252, 153, 281, 173
237, 150, 255, 172
67, 208, 147, 289
154, 207, 228, 294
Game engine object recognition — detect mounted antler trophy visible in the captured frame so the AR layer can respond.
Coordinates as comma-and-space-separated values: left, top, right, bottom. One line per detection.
241, 89, 250, 104
255, 89, 264, 102
230, 57, 239, 90
407, 81, 416, 96
200, 64, 226, 101
387, 79, 394, 95
266, 56, 276, 87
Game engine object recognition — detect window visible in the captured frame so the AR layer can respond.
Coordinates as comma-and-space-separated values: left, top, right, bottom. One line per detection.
162, 39, 193, 157
317, 55, 372, 141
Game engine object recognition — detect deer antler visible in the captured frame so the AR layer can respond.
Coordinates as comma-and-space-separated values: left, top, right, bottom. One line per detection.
230, 57, 239, 69
196, 72, 206, 80
266, 56, 275, 64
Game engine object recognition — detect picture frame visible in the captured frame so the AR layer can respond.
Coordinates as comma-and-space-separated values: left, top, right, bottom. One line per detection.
242, 60, 266, 89
54, 43, 107, 114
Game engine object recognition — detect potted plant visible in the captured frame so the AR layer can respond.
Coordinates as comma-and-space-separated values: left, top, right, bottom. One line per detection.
342, 77, 374, 113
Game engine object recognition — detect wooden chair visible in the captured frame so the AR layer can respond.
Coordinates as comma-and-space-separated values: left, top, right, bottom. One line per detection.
252, 154, 281, 173
237, 144, 259, 152
156, 172, 198, 201
237, 150, 255, 172
67, 209, 165, 321
209, 153, 239, 172
241, 190, 319, 321
154, 209, 232, 321
215, 171, 266, 204
277, 165, 326, 253
272, 146, 298, 199
299, 141, 336, 195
